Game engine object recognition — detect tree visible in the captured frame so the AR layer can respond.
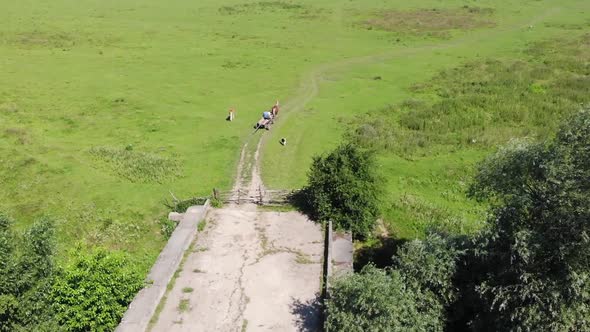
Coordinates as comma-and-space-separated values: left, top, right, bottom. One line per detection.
0, 213, 15, 296
0, 213, 144, 331
467, 109, 590, 331
325, 233, 461, 331
326, 110, 590, 332
304, 144, 382, 237
325, 265, 444, 332
0, 215, 59, 331
394, 233, 462, 308
16, 216, 56, 293
0, 214, 19, 332
0, 294, 19, 332
52, 248, 143, 332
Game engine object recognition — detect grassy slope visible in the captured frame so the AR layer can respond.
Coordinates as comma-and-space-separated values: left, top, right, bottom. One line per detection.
0, 0, 588, 270
0, 0, 462, 268
261, 0, 590, 238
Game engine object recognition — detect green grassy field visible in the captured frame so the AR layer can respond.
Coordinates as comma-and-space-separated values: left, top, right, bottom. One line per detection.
260, 0, 590, 238
1, 0, 588, 271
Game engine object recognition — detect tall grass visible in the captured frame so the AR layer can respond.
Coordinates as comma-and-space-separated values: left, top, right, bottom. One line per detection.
219, 1, 304, 15
89, 146, 182, 183
347, 34, 589, 239
348, 35, 590, 158
384, 194, 480, 238
363, 6, 495, 37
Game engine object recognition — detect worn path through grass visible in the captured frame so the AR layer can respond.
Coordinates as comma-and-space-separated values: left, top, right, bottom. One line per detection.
262, 5, 563, 186
260, 3, 588, 238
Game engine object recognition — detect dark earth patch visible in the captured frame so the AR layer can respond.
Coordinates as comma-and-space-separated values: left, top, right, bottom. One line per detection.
0, 102, 18, 113
364, 6, 495, 37
3, 127, 30, 145
544, 20, 590, 30
2, 30, 121, 49
219, 1, 304, 14
10, 31, 75, 48
218, 1, 330, 19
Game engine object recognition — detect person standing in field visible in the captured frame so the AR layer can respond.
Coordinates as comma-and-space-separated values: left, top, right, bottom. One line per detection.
227, 108, 235, 121
271, 101, 280, 117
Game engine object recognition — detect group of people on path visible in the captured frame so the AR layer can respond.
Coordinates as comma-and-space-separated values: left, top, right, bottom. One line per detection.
254, 101, 280, 130
226, 100, 287, 146
226, 101, 286, 144
226, 101, 279, 123
262, 101, 280, 120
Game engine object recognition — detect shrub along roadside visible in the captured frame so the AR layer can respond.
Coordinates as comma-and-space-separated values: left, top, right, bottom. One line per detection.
326, 233, 461, 331
0, 213, 142, 332
461, 108, 590, 331
52, 248, 143, 332
165, 196, 207, 214
326, 109, 590, 331
300, 143, 382, 237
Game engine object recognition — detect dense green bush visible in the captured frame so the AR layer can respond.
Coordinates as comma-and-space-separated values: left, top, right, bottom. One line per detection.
394, 233, 462, 308
0, 213, 143, 331
326, 233, 461, 332
325, 265, 443, 332
165, 196, 208, 213
0, 215, 58, 331
466, 109, 590, 331
18, 217, 57, 289
303, 143, 381, 237
52, 248, 143, 332
328, 110, 590, 331
0, 213, 14, 297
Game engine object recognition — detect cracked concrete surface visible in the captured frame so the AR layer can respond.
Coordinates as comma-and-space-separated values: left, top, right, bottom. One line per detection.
151, 205, 323, 332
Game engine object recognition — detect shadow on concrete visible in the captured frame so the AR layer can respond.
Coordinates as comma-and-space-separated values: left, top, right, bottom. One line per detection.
290, 295, 323, 332
287, 188, 317, 222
